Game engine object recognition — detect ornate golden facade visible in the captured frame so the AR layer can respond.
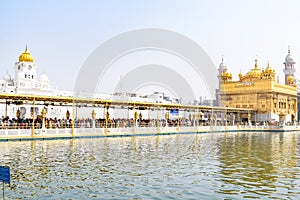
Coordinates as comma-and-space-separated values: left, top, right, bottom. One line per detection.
219, 54, 297, 123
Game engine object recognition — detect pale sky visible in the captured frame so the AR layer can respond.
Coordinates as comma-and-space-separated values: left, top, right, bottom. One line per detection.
1, 0, 300, 97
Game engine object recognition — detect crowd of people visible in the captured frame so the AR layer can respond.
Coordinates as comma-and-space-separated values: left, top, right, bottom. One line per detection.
0, 116, 208, 129
3, 115, 283, 129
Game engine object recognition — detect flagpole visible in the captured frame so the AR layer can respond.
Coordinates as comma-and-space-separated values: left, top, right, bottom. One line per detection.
2, 181, 4, 200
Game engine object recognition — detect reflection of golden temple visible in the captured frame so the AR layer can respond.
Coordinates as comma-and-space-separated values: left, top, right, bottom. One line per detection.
217, 132, 298, 195
218, 52, 297, 123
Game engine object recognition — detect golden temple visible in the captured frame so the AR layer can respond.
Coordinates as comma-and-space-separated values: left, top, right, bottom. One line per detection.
218, 49, 297, 123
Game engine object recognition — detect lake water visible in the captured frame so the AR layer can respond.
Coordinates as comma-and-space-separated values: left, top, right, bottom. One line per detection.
1, 132, 300, 199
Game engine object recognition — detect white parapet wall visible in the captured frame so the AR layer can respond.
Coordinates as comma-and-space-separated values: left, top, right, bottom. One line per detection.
1, 125, 300, 140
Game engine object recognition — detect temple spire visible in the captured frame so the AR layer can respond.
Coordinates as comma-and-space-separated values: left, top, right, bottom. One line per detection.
254, 59, 258, 68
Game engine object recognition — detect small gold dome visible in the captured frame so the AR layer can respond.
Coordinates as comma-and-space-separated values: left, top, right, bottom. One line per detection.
238, 72, 243, 80
264, 62, 275, 74
222, 70, 232, 78
221, 70, 232, 82
19, 46, 34, 62
287, 75, 294, 84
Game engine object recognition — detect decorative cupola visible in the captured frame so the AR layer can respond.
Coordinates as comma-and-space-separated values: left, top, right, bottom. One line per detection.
238, 70, 243, 81
286, 75, 296, 86
220, 69, 232, 82
19, 46, 34, 63
262, 61, 275, 80
244, 59, 263, 79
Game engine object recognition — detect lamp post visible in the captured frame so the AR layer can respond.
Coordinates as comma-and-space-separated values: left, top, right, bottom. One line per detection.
139, 112, 142, 127
199, 111, 203, 127
165, 111, 169, 128
213, 113, 217, 126
16, 108, 21, 129
5, 100, 9, 118
134, 111, 138, 128
156, 106, 160, 132
193, 112, 197, 131
91, 109, 96, 128
177, 107, 180, 131
66, 110, 70, 129
66, 110, 70, 120
248, 113, 252, 127
16, 109, 20, 119
41, 107, 47, 129
105, 110, 109, 134
31, 98, 35, 137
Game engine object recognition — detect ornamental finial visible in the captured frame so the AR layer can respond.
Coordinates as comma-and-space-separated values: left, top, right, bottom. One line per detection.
254, 59, 258, 68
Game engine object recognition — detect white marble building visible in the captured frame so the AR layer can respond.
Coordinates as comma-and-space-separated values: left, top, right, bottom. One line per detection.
0, 47, 71, 119
0, 47, 192, 121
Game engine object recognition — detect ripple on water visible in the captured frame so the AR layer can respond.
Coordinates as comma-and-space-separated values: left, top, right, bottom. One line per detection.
1, 133, 300, 199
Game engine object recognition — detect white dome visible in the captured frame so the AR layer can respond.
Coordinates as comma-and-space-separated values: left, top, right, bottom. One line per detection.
3, 73, 11, 82
285, 47, 295, 63
285, 54, 294, 63
0, 79, 6, 86
219, 61, 227, 70
218, 57, 227, 73
39, 73, 49, 82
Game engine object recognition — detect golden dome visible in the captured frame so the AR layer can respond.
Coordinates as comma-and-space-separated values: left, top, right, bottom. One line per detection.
264, 62, 275, 74
19, 46, 34, 62
221, 70, 232, 82
287, 75, 294, 84
245, 59, 263, 78
238, 71, 243, 80
222, 70, 232, 78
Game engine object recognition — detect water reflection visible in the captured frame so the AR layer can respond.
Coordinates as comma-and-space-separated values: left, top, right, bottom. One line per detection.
217, 132, 300, 198
0, 132, 300, 199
